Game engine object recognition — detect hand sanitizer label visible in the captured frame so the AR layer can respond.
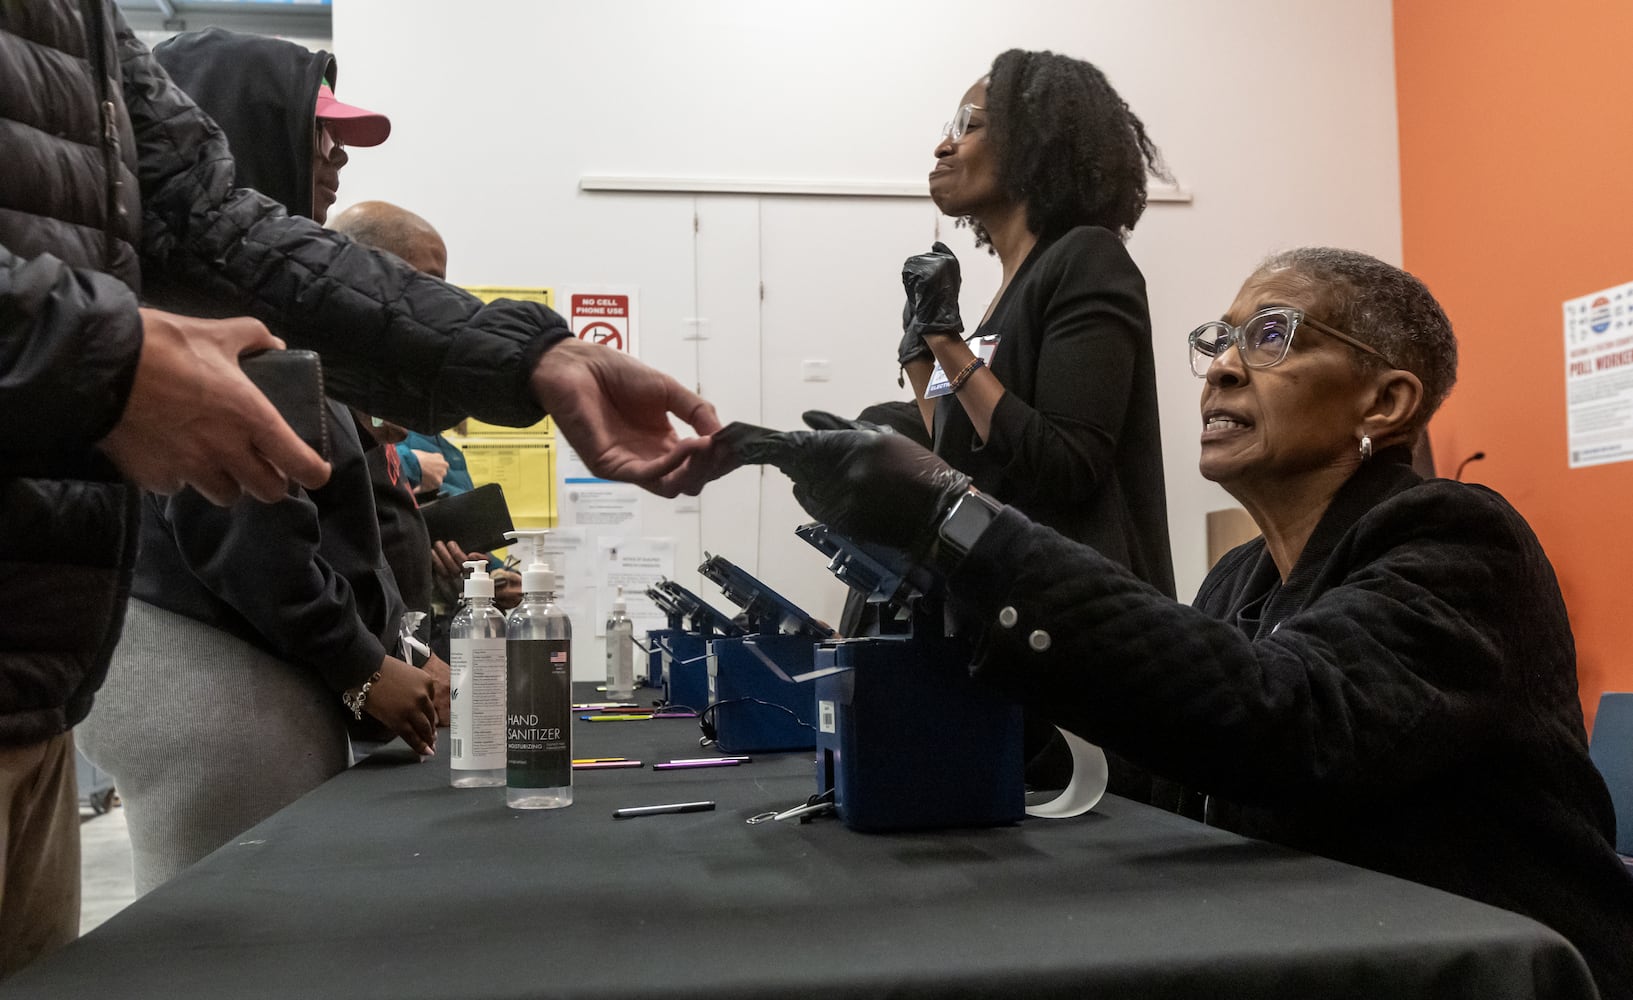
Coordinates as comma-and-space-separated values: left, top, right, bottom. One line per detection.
450, 637, 507, 770
506, 638, 572, 787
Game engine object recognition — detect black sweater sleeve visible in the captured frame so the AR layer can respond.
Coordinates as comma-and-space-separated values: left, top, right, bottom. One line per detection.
944, 484, 1569, 808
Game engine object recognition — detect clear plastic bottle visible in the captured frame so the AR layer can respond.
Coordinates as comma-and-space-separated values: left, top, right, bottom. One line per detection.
604, 586, 636, 701
505, 560, 573, 809
449, 560, 506, 787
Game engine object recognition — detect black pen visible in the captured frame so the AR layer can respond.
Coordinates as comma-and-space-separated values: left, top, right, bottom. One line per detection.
612, 800, 716, 819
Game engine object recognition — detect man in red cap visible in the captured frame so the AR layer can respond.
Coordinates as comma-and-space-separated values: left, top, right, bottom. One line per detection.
312, 83, 390, 223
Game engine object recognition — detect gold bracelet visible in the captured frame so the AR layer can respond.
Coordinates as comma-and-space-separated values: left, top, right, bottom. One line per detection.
949, 357, 986, 394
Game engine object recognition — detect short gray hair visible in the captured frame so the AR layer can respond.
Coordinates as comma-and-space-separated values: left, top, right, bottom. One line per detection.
1254, 247, 1458, 433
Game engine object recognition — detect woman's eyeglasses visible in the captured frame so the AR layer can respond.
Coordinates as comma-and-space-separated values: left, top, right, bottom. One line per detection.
1188, 307, 1393, 377
940, 103, 985, 143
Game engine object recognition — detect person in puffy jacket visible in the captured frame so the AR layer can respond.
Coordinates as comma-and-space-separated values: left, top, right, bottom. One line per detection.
0, 1, 718, 975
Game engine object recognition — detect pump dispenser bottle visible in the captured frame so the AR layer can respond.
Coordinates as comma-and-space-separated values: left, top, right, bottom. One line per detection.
604, 586, 636, 700
505, 560, 572, 809
449, 561, 507, 787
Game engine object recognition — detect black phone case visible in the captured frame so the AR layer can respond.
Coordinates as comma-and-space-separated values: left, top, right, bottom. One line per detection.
240, 349, 330, 460
418, 482, 515, 555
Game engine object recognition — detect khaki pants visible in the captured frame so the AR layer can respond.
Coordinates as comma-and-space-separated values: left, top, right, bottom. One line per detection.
0, 731, 79, 978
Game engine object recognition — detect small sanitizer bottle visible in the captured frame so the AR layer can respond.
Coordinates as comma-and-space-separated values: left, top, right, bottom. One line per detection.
604, 586, 636, 701
449, 561, 507, 787
505, 560, 572, 809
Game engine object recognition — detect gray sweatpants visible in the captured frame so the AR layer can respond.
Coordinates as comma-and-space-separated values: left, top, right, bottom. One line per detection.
75, 601, 350, 896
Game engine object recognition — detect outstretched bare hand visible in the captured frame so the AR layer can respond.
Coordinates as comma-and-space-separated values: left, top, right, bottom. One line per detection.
529, 337, 721, 497
98, 309, 331, 505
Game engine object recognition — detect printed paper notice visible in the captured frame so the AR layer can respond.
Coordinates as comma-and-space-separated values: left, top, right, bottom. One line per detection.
457, 437, 554, 522
595, 537, 673, 637
561, 480, 642, 531
1565, 281, 1633, 468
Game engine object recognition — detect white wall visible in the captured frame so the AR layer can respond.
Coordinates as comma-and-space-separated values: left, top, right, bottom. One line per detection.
330, 0, 1402, 648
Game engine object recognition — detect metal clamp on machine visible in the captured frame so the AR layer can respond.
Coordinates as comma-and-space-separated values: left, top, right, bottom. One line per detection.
696, 553, 833, 754
645, 578, 744, 712
798, 522, 1025, 833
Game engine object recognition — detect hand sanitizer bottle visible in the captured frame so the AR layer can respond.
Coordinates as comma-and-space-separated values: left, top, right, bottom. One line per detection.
505, 560, 572, 809
449, 561, 506, 787
604, 586, 636, 701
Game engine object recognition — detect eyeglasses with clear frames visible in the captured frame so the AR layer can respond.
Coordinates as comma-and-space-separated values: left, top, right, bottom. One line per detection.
1187, 307, 1394, 377
940, 103, 985, 143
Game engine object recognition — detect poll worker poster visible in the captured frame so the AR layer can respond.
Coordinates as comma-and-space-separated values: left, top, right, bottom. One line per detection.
1564, 280, 1633, 468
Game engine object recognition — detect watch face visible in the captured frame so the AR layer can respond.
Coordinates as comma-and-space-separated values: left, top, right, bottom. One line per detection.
940, 492, 999, 555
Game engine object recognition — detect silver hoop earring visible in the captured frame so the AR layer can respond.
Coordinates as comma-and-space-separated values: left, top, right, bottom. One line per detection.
1359, 435, 1373, 460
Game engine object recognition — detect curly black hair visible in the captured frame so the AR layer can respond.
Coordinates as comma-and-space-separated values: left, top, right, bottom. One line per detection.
967, 49, 1169, 249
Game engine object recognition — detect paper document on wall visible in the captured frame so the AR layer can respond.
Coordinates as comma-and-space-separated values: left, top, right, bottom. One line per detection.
595, 537, 672, 638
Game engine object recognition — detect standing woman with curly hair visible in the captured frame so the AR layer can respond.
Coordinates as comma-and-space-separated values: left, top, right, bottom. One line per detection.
897, 50, 1175, 796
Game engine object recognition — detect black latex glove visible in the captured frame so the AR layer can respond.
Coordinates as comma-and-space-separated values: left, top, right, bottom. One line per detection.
800, 411, 885, 433
732, 410, 971, 553
898, 242, 963, 367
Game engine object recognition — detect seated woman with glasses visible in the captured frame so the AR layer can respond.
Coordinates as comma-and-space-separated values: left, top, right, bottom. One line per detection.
730, 247, 1633, 998
887, 50, 1176, 799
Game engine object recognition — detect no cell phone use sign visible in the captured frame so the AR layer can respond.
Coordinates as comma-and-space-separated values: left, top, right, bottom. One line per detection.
571, 292, 635, 356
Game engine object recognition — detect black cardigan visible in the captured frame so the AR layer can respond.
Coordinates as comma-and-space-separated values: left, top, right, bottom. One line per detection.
947, 447, 1633, 998
933, 225, 1173, 598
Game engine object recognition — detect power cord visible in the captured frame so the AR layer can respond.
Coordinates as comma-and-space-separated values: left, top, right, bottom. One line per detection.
697, 697, 817, 747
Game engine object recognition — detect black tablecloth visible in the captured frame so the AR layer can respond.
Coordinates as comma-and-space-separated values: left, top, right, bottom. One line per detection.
7, 686, 1596, 999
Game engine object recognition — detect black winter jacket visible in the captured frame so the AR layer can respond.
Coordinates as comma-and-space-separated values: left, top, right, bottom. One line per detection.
0, 1, 569, 745
947, 446, 1633, 998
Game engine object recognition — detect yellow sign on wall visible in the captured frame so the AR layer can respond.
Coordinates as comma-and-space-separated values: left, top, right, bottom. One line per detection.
449, 285, 558, 524
464, 286, 553, 308
461, 285, 554, 437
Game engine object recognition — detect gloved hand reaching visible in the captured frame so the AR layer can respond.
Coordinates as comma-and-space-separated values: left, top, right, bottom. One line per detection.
728, 411, 972, 553
898, 241, 963, 367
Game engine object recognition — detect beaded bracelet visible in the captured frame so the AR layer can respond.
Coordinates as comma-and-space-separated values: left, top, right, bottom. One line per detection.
948, 356, 986, 394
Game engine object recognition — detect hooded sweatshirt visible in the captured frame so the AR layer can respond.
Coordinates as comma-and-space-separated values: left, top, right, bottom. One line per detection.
131, 29, 405, 694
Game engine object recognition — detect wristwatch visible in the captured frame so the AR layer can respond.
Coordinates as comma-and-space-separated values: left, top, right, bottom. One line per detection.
935, 488, 1003, 570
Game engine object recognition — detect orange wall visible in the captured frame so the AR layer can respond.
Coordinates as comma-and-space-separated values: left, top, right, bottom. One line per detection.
1395, 2, 1633, 732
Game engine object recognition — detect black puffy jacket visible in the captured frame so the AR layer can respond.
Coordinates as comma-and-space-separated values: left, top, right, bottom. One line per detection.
0, 0, 570, 745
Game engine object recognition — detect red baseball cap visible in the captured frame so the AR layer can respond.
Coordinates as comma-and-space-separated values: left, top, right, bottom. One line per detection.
315, 84, 390, 147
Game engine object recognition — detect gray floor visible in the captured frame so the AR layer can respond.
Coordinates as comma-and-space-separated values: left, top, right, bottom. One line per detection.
79, 802, 136, 933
